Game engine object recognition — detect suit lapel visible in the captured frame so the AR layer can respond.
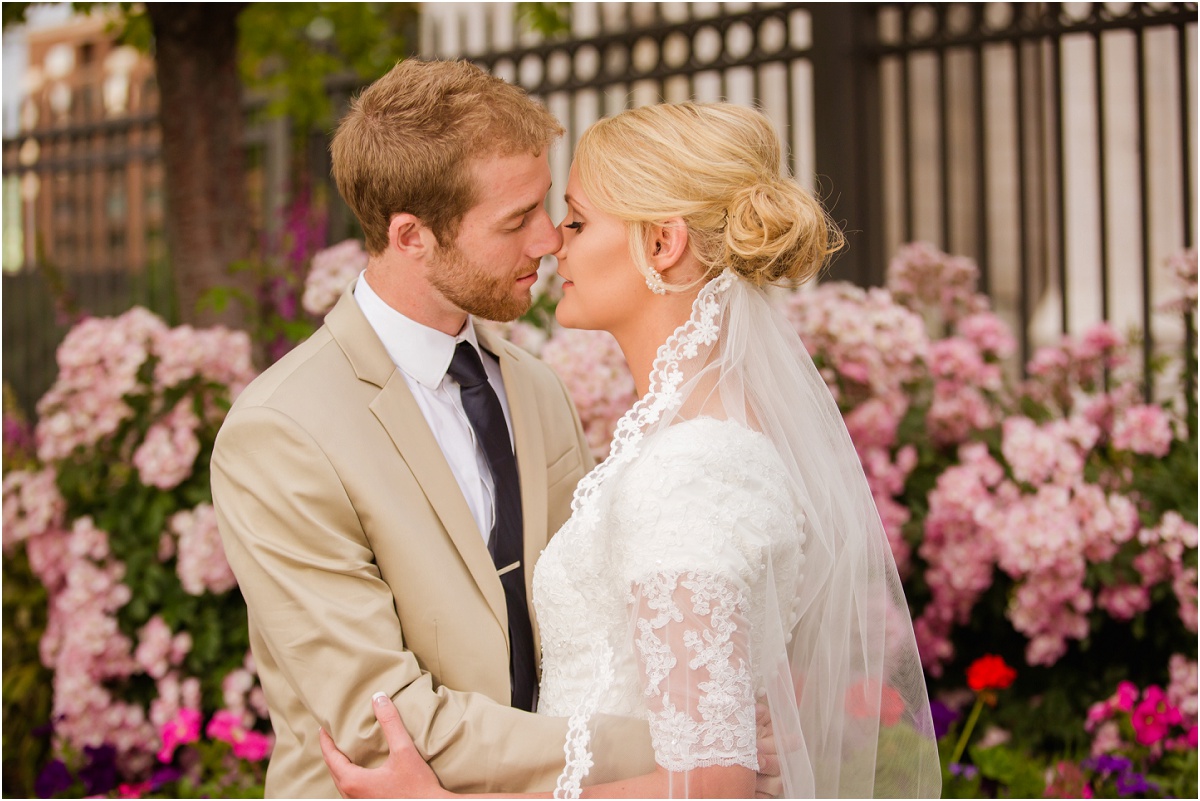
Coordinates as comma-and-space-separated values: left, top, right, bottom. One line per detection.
479, 326, 549, 662
325, 285, 509, 637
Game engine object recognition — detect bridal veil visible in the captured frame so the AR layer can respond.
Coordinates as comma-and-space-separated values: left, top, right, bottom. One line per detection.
554, 271, 941, 798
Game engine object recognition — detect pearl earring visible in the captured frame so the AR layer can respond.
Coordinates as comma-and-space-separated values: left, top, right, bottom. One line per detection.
645, 269, 667, 295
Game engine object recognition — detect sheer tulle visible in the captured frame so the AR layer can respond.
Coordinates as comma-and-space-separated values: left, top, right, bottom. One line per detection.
532, 272, 941, 797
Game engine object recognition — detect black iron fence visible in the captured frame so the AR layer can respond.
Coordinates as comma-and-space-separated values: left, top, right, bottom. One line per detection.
425, 0, 1196, 390
863, 1, 1197, 381
3, 2, 1196, 418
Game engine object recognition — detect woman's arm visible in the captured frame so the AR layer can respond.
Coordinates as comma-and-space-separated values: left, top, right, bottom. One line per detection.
319, 694, 756, 798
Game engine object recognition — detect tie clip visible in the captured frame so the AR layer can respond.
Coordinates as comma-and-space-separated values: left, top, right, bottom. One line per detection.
497, 561, 521, 577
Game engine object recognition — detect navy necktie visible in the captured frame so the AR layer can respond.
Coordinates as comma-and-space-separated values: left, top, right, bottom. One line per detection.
446, 341, 537, 711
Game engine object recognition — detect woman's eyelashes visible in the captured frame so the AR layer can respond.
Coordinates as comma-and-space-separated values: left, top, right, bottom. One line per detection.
563, 220, 583, 231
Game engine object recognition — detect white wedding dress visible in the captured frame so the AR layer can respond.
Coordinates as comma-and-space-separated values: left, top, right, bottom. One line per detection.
531, 272, 940, 798
535, 415, 806, 763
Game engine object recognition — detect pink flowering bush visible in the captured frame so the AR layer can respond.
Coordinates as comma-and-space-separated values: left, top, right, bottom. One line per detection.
804, 245, 1196, 796
2, 309, 271, 797
537, 328, 636, 460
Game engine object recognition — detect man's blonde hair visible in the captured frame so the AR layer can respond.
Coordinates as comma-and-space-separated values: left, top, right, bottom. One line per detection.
331, 59, 564, 254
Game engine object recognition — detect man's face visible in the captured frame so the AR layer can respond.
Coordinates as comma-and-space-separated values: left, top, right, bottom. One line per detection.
427, 151, 562, 322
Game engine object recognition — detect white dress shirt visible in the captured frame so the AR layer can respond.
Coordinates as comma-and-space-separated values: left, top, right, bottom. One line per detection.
354, 273, 513, 545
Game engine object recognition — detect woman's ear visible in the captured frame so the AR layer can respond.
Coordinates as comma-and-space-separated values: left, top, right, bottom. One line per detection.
649, 218, 690, 274
388, 213, 436, 258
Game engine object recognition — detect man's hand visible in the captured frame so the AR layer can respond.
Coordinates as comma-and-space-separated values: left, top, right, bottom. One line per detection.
319, 693, 452, 799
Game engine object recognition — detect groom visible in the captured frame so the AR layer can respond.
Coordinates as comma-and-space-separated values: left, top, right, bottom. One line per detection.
211, 59, 655, 797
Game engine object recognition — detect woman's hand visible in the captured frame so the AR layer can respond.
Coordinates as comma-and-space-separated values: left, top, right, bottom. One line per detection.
319, 692, 452, 799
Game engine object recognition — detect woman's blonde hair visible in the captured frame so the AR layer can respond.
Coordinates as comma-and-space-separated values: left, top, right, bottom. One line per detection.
574, 102, 843, 289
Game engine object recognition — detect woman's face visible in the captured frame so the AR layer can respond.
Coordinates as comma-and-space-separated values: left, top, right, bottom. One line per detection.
553, 166, 648, 334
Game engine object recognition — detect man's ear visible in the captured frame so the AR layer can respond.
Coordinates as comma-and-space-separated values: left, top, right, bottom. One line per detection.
388, 213, 436, 258
650, 218, 691, 276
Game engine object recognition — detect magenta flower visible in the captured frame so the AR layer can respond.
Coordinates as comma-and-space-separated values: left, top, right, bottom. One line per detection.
156, 707, 201, 763
1112, 681, 1139, 713
232, 730, 273, 762
1131, 686, 1183, 745
205, 709, 242, 743
117, 781, 152, 798
206, 709, 273, 762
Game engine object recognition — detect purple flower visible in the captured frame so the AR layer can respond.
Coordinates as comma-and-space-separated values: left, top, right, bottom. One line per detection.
34, 759, 74, 798
150, 766, 183, 790
79, 744, 118, 796
948, 762, 979, 779
930, 699, 960, 739
1082, 754, 1132, 774
1115, 770, 1159, 797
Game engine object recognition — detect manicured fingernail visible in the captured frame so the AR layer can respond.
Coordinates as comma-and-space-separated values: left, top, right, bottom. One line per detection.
372, 691, 388, 704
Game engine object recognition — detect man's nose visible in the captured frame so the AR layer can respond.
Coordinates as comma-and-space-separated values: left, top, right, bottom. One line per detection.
531, 209, 563, 258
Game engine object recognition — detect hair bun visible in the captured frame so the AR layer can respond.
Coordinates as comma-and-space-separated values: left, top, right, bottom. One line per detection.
722, 177, 842, 287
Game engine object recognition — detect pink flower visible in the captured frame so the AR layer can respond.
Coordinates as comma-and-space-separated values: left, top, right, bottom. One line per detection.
35, 308, 168, 462
1172, 566, 1198, 632
205, 708, 243, 742
540, 328, 636, 461
1158, 248, 1198, 313
154, 325, 256, 400
782, 282, 929, 407
1090, 719, 1125, 756
1096, 584, 1152, 621
206, 709, 273, 761
1184, 725, 1199, 749
233, 730, 273, 761
1113, 681, 1140, 713
1131, 686, 1183, 745
157, 707, 201, 763
134, 616, 190, 680
1166, 655, 1198, 725
956, 312, 1017, 359
885, 241, 989, 324
2, 467, 66, 552
117, 782, 152, 798
132, 401, 201, 490
927, 384, 996, 445
171, 504, 237, 596
303, 239, 367, 316
1111, 404, 1174, 457
844, 397, 903, 451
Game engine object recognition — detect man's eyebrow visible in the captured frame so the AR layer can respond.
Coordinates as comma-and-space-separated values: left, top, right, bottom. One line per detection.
503, 199, 542, 221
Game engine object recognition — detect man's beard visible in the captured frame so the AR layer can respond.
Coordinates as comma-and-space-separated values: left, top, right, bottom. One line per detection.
427, 242, 536, 323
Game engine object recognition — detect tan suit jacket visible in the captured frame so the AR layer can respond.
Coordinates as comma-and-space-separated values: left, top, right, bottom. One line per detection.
211, 284, 654, 797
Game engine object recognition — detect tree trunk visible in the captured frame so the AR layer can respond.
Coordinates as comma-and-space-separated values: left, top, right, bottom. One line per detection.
148, 3, 254, 329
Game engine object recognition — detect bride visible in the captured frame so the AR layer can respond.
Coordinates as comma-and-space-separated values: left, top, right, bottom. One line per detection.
320, 102, 941, 798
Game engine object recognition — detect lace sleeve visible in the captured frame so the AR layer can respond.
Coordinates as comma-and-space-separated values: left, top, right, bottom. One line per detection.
608, 420, 804, 775
629, 569, 758, 773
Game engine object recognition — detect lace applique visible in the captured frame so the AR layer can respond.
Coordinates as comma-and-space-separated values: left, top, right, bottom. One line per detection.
553, 641, 615, 800
634, 570, 757, 772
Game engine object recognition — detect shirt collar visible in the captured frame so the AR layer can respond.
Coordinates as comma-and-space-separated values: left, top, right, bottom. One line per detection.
353, 271, 485, 391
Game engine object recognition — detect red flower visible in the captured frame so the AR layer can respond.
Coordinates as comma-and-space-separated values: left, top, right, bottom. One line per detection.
966, 655, 1017, 692
845, 678, 906, 726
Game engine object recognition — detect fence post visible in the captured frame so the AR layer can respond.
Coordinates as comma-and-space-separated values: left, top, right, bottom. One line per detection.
807, 3, 884, 287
